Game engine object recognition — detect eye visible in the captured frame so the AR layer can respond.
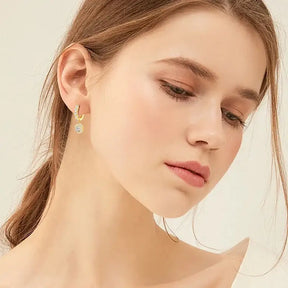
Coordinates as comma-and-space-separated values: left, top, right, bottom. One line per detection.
159, 80, 247, 130
221, 108, 247, 129
159, 80, 195, 102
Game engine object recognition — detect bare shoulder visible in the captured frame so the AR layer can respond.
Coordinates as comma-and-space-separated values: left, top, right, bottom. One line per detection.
0, 253, 12, 283
0, 256, 10, 287
159, 238, 225, 281
148, 238, 250, 288
175, 237, 229, 265
0, 249, 25, 287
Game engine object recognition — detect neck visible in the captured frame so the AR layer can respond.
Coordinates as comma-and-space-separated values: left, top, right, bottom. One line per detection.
1, 131, 179, 287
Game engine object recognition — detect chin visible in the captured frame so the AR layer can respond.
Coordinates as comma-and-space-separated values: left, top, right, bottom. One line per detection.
151, 193, 194, 218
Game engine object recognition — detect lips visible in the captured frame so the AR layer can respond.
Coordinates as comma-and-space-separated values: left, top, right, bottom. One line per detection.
165, 161, 210, 183
182, 168, 202, 177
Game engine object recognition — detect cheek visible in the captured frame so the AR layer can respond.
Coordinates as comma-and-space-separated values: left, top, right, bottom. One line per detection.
216, 133, 242, 180
89, 74, 182, 214
117, 76, 169, 163
228, 133, 242, 158
89, 74, 169, 176
203, 134, 242, 196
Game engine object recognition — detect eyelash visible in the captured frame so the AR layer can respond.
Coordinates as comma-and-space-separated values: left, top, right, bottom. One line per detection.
159, 80, 247, 129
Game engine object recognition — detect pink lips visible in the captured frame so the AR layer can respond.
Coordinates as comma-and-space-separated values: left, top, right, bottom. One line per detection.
165, 161, 210, 187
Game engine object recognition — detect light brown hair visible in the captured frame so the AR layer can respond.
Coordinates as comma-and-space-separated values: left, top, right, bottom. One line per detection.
1, 0, 287, 276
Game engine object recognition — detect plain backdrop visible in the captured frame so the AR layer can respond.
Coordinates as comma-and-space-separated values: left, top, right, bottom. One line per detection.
0, 1, 287, 287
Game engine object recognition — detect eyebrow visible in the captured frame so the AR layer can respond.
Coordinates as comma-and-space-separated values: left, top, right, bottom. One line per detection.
153, 57, 261, 105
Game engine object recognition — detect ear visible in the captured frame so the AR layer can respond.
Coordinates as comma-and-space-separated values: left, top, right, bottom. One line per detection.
57, 43, 98, 116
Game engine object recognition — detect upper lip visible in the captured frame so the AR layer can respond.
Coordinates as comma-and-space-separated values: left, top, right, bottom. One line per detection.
165, 160, 210, 182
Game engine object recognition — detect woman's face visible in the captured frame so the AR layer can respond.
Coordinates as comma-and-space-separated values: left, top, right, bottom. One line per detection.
88, 8, 267, 218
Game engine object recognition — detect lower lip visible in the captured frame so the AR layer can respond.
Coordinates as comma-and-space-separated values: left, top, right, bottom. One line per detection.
165, 164, 205, 188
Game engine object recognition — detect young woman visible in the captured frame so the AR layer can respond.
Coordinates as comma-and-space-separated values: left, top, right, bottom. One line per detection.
0, 0, 287, 287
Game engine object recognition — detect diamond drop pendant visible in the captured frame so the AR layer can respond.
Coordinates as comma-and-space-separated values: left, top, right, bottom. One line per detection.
75, 123, 84, 134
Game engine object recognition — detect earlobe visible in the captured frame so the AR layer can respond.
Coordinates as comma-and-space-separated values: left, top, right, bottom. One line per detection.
57, 43, 92, 114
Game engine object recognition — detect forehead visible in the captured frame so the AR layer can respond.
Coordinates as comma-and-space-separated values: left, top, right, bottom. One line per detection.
115, 8, 267, 97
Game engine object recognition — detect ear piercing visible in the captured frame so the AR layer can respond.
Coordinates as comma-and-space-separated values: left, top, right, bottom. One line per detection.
74, 105, 85, 134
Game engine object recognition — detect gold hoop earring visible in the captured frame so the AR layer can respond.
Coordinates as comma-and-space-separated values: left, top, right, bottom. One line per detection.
74, 105, 85, 134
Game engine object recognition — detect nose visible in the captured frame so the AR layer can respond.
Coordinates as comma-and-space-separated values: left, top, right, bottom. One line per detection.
186, 107, 226, 150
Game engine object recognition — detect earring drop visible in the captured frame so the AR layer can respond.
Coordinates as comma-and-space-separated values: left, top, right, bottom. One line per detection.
74, 105, 85, 134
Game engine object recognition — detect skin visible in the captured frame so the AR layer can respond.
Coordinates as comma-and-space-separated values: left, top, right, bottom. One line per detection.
0, 8, 266, 288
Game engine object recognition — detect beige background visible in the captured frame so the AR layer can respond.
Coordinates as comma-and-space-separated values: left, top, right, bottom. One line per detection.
0, 1, 287, 286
